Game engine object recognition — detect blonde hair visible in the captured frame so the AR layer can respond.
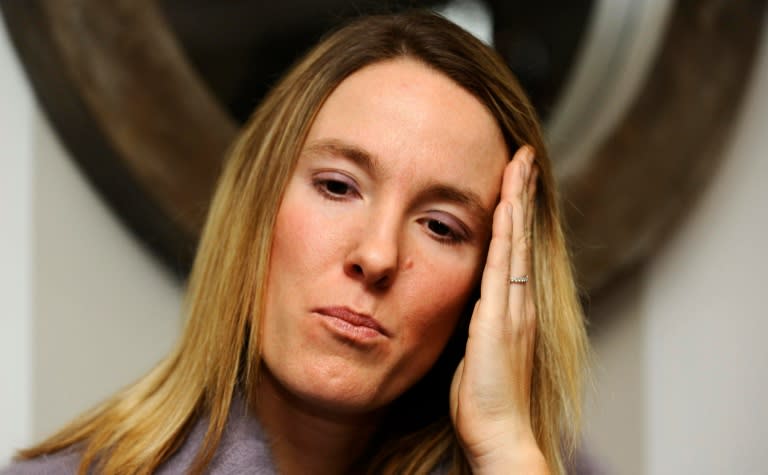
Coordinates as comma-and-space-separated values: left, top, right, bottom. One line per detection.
19, 11, 589, 475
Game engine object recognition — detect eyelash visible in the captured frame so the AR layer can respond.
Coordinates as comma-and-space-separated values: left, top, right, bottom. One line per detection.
312, 175, 469, 246
420, 217, 467, 246
313, 177, 359, 201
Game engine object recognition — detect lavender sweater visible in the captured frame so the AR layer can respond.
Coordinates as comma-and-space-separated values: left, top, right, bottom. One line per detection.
0, 394, 460, 475
0, 397, 277, 475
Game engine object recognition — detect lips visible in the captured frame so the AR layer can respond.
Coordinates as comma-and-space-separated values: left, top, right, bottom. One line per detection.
314, 306, 390, 337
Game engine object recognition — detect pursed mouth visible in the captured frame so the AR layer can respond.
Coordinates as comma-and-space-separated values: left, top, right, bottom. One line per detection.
314, 306, 390, 337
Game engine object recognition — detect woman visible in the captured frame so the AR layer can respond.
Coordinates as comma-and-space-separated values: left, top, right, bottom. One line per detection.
3, 10, 588, 475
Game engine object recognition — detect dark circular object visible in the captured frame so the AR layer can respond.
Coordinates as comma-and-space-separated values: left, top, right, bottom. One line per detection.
1, 0, 765, 303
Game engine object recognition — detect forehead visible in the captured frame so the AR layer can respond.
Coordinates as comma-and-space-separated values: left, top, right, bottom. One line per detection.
304, 59, 509, 204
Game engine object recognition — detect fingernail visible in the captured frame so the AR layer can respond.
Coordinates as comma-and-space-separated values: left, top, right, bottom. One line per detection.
524, 145, 535, 162
523, 154, 531, 179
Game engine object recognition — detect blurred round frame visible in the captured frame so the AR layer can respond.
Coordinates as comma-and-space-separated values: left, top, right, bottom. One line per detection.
1, 0, 765, 302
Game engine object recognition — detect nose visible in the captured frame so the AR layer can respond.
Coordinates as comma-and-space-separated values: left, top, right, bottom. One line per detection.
344, 216, 400, 289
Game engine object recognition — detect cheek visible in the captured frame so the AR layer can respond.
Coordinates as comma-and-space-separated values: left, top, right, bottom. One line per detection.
263, 194, 322, 338
399, 257, 479, 350
270, 193, 339, 275
271, 204, 308, 273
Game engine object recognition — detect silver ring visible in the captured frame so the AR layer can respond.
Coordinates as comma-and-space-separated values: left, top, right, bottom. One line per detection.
509, 275, 529, 285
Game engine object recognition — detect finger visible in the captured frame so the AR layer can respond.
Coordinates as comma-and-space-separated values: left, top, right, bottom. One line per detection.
449, 358, 464, 423
477, 186, 514, 325
475, 147, 527, 328
501, 145, 532, 203
524, 165, 538, 316
508, 147, 533, 330
470, 146, 532, 329
524, 163, 538, 319
525, 297, 537, 364
526, 164, 538, 241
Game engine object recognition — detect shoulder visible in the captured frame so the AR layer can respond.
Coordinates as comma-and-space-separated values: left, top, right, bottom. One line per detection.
0, 450, 81, 475
156, 396, 277, 475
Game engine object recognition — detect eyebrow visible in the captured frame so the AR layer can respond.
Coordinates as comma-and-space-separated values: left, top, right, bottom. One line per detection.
303, 139, 381, 178
303, 138, 494, 235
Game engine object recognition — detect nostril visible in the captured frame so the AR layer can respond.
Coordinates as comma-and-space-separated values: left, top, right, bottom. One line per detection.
351, 263, 364, 276
374, 274, 390, 289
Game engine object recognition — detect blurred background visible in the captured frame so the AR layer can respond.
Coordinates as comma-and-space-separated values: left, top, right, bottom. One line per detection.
1, 1, 767, 473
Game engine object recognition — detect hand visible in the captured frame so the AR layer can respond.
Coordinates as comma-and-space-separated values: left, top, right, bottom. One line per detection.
449, 145, 548, 474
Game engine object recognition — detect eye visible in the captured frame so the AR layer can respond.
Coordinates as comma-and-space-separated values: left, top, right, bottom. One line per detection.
421, 215, 469, 245
312, 172, 359, 201
323, 180, 350, 196
427, 219, 453, 237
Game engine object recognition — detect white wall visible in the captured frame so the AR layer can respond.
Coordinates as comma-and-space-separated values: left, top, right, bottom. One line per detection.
0, 13, 34, 465
643, 22, 768, 470
29, 115, 183, 440
0, 18, 182, 464
585, 10, 768, 475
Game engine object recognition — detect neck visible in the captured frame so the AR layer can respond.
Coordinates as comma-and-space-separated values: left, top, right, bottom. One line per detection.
253, 369, 382, 475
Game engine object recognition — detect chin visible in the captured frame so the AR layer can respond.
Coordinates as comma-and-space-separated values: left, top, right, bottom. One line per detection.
265, 359, 396, 417
305, 389, 383, 417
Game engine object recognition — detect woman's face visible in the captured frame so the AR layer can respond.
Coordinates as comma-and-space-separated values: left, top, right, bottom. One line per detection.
261, 58, 508, 416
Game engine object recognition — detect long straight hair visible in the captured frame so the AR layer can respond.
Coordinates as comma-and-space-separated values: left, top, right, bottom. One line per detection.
19, 11, 589, 475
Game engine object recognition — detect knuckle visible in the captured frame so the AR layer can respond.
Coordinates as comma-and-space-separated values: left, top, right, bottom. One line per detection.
492, 201, 510, 223
525, 310, 537, 331
517, 232, 530, 251
508, 317, 529, 339
491, 226, 509, 240
524, 306, 537, 332
486, 258, 507, 274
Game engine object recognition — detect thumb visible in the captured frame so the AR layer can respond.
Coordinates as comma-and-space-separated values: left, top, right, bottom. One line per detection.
450, 358, 465, 424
